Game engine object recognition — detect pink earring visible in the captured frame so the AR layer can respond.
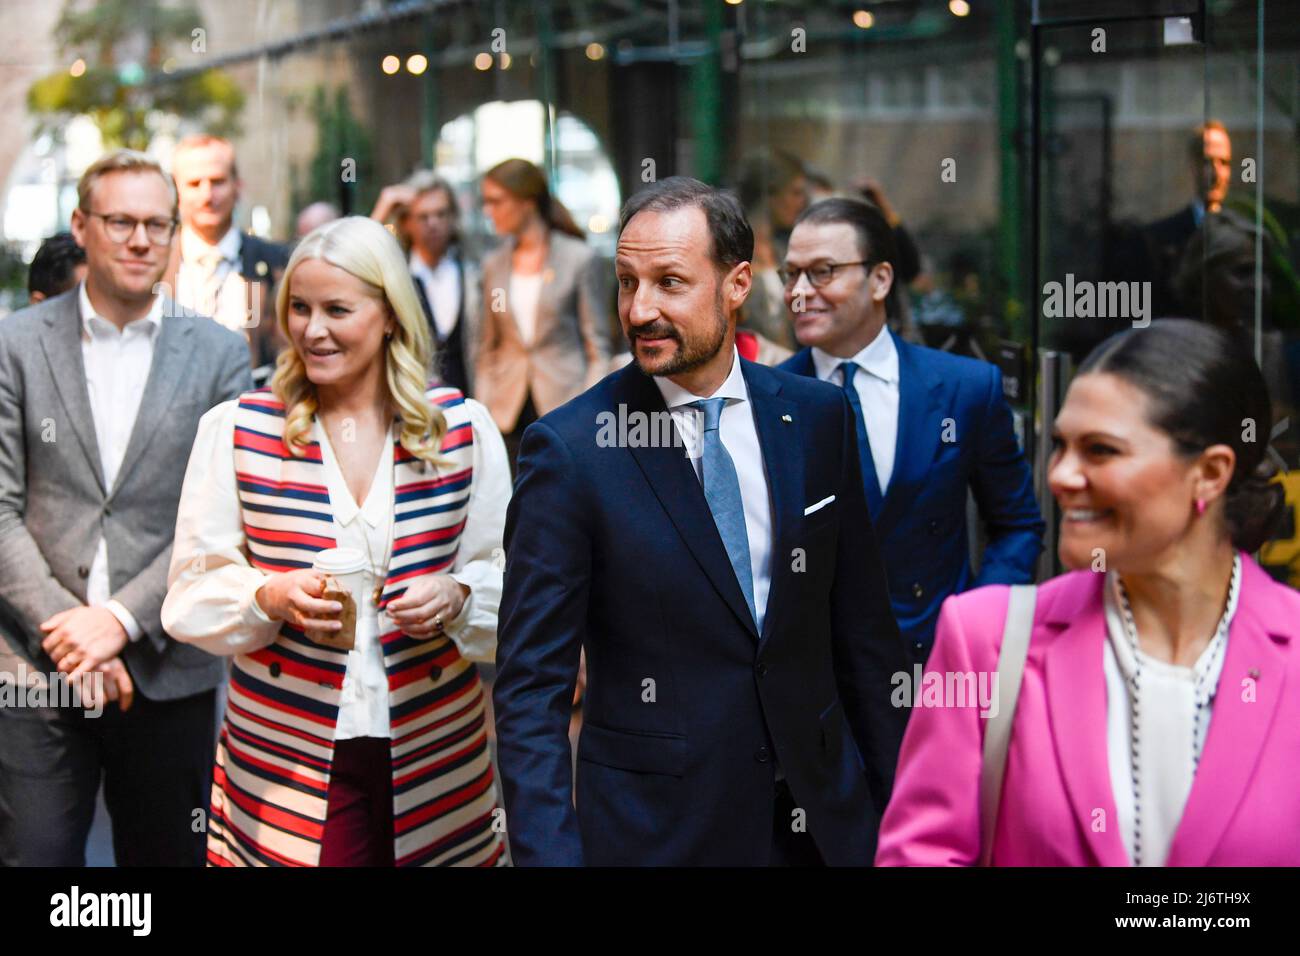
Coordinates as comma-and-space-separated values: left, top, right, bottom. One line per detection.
1195, 498, 1207, 516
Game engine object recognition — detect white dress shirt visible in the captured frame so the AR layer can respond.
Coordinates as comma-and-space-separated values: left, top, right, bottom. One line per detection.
161, 397, 511, 740
654, 348, 773, 634
80, 282, 162, 642
409, 251, 462, 341
509, 271, 544, 346
811, 325, 900, 496
177, 225, 249, 332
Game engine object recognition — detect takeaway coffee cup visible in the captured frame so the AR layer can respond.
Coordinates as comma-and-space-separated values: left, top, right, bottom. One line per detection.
309, 547, 367, 651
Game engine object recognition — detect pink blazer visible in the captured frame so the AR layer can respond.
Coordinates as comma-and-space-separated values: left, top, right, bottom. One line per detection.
876, 554, 1300, 866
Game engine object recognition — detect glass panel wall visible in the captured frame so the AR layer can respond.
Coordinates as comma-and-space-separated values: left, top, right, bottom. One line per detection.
4, 1, 1298, 580
1033, 0, 1300, 578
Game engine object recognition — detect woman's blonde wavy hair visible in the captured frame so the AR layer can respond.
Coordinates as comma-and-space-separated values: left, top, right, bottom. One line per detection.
272, 215, 446, 464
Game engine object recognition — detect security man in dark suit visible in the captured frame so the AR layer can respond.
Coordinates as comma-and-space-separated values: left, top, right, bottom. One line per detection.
371, 171, 482, 395
1140, 121, 1235, 317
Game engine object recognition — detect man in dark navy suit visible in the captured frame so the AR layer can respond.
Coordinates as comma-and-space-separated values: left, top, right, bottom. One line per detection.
779, 198, 1044, 664
493, 177, 908, 866
1140, 121, 1235, 318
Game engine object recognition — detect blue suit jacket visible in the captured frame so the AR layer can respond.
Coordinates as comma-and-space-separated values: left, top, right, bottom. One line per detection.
780, 334, 1045, 660
493, 357, 909, 865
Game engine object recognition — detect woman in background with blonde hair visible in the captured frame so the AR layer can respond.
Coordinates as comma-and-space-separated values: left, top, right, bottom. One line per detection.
162, 216, 511, 867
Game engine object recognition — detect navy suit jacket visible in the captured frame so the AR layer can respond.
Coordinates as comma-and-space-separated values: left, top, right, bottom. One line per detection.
780, 334, 1044, 661
493, 357, 909, 865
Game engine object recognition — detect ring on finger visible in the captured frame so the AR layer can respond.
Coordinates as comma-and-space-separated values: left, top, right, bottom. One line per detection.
433, 615, 444, 632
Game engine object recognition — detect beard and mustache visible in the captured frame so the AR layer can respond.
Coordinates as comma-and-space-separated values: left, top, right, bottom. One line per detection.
625, 287, 729, 378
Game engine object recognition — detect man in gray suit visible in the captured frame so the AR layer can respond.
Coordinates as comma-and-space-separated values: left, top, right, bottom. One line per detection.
0, 149, 251, 865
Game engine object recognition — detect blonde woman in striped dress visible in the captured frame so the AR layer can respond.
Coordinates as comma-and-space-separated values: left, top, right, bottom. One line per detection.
162, 216, 510, 866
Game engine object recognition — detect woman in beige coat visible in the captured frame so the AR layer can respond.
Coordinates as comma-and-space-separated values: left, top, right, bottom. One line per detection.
476, 159, 610, 467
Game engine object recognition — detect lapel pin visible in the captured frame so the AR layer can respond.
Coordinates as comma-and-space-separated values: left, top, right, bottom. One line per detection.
781, 414, 792, 423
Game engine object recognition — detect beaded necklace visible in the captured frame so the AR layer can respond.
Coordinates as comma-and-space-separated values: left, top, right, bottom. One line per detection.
1113, 553, 1240, 866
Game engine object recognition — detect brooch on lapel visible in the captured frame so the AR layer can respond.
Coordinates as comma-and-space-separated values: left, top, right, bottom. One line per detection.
781, 414, 793, 423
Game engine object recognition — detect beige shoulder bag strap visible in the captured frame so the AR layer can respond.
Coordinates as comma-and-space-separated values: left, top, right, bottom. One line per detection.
978, 584, 1037, 867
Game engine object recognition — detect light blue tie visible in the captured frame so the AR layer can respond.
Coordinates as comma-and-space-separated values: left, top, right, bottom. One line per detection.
687, 397, 757, 625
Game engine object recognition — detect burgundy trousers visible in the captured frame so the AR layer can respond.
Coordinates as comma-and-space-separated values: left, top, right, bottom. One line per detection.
319, 737, 395, 867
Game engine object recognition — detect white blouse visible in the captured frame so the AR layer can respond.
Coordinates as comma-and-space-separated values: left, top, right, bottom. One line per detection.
509, 271, 544, 346
1102, 564, 1238, 866
162, 397, 511, 740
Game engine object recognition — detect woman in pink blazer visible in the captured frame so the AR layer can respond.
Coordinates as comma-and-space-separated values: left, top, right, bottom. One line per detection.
877, 319, 1299, 866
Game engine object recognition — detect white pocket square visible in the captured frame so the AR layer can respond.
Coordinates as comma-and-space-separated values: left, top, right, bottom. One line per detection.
804, 495, 836, 516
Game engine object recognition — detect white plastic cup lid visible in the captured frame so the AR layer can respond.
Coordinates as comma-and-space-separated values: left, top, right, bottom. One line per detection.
312, 547, 367, 575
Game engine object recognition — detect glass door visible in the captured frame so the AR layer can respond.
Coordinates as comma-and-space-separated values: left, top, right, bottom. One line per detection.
1030, 0, 1300, 579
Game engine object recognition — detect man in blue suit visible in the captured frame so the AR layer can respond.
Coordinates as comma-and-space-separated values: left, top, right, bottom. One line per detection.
778, 198, 1044, 663
493, 178, 909, 866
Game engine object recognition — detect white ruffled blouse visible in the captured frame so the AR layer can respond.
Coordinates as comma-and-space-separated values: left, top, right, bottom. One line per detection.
161, 397, 510, 740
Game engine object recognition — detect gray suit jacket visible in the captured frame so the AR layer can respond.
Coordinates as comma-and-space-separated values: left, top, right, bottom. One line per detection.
474, 231, 612, 433
0, 289, 252, 700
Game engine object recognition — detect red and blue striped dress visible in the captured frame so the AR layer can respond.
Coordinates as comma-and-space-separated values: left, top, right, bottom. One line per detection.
206, 386, 506, 866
